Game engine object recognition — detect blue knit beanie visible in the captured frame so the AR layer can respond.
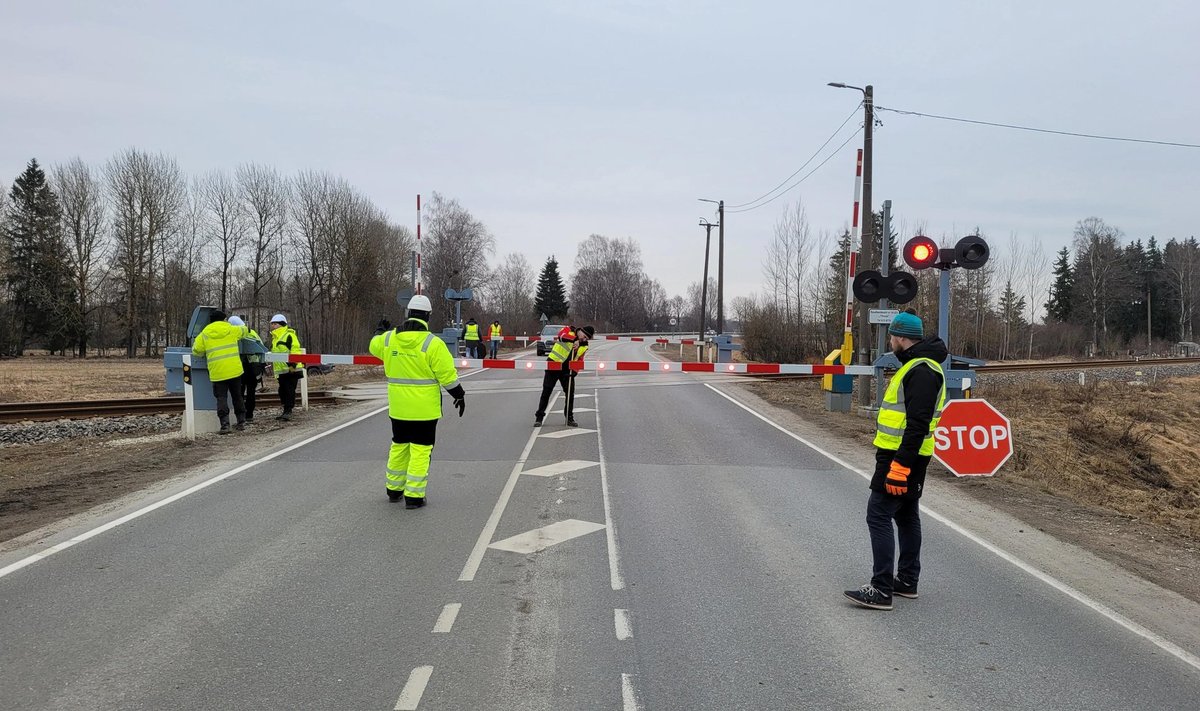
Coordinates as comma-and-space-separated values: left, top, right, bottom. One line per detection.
888, 312, 924, 339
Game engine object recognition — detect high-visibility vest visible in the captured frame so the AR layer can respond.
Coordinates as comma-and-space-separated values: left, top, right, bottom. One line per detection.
193, 321, 248, 382
243, 329, 266, 366
270, 325, 302, 377
873, 357, 947, 456
464, 323, 480, 341
489, 324, 502, 339
548, 331, 575, 363
369, 319, 460, 421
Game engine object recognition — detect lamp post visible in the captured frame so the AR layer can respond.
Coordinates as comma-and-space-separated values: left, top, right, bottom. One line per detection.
828, 81, 875, 405
699, 218, 718, 339
699, 198, 724, 334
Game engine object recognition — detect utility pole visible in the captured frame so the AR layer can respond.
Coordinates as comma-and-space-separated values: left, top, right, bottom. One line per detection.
699, 219, 717, 338
857, 85, 875, 405
717, 200, 725, 334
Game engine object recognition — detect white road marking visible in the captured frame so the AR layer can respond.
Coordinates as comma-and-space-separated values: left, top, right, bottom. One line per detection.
458, 392, 560, 581
595, 390, 627, 591
394, 665, 434, 710
614, 608, 633, 640
520, 460, 599, 477
570, 407, 597, 413
487, 519, 606, 554
704, 383, 1200, 674
432, 603, 461, 634
538, 428, 597, 439
621, 673, 642, 711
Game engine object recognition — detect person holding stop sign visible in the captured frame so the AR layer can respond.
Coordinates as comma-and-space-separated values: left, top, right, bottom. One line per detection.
844, 310, 948, 611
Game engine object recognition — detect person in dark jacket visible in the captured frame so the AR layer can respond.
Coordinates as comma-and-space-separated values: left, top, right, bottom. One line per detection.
845, 310, 948, 610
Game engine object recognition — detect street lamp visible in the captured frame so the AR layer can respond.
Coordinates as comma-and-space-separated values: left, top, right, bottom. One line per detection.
828, 81, 876, 405
698, 218, 719, 339
698, 198, 724, 333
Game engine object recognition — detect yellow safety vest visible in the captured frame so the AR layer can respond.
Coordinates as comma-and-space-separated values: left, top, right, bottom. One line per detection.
192, 321, 248, 382
489, 324, 502, 339
548, 332, 575, 363
465, 323, 480, 341
270, 325, 302, 377
369, 319, 460, 421
873, 357, 947, 456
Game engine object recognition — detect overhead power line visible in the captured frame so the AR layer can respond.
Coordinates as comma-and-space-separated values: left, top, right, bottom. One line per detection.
725, 126, 863, 214
726, 103, 862, 210
876, 105, 1200, 149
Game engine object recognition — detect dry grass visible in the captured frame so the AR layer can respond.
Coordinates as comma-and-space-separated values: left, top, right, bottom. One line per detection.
0, 356, 386, 403
987, 377, 1200, 539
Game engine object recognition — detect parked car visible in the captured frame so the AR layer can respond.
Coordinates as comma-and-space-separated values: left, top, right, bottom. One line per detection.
536, 324, 567, 356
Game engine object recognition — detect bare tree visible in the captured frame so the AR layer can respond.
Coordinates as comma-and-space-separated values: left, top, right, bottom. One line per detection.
200, 170, 247, 311
493, 252, 537, 333
237, 163, 288, 317
1071, 217, 1129, 354
422, 192, 495, 325
52, 158, 109, 357
106, 149, 186, 357
1022, 236, 1050, 358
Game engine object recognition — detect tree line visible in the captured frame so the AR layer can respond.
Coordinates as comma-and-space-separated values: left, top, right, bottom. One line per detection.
0, 154, 700, 358
736, 199, 1198, 363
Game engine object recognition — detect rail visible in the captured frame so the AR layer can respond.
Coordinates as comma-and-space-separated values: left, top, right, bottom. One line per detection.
0, 392, 337, 424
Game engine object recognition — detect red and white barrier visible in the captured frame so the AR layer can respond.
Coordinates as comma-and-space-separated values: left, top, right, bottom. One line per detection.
264, 353, 874, 376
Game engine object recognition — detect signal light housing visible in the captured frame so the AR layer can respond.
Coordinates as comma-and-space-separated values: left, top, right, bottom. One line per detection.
955, 234, 990, 270
903, 235, 939, 271
853, 269, 918, 304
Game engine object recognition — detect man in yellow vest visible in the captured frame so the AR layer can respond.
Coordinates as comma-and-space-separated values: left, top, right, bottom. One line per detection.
488, 320, 503, 359
191, 310, 250, 434
369, 295, 466, 508
463, 317, 482, 359
269, 314, 304, 421
845, 310, 947, 610
229, 316, 265, 424
533, 325, 594, 428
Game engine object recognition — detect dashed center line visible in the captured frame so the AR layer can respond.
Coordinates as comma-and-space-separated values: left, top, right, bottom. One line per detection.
432, 603, 461, 634
614, 608, 633, 640
621, 673, 642, 711
394, 666, 433, 710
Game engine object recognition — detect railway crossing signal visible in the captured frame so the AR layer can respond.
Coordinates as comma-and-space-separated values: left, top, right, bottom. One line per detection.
853, 269, 918, 304
901, 234, 991, 271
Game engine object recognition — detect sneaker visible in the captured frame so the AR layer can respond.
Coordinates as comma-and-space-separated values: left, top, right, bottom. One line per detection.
843, 584, 893, 610
404, 495, 426, 509
218, 424, 231, 435
279, 412, 292, 422
387, 489, 403, 503
244, 416, 255, 424
893, 578, 919, 599
566, 418, 579, 427
533, 418, 543, 427
235, 422, 245, 432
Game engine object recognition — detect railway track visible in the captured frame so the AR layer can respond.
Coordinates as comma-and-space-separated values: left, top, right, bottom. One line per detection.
0, 392, 338, 424
750, 356, 1200, 381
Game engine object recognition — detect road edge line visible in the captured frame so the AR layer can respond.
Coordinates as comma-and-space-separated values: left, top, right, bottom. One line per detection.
595, 389, 626, 591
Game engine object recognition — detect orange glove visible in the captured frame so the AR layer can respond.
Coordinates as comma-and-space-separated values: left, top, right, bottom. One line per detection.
885, 461, 911, 496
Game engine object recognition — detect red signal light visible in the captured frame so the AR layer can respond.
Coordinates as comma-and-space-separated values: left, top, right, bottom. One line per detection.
904, 235, 939, 270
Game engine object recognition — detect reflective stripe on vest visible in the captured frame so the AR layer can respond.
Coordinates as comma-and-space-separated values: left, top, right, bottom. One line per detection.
873, 357, 947, 456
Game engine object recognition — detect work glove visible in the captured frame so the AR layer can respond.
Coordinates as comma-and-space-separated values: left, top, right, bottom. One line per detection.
375, 319, 392, 335
453, 396, 466, 417
885, 461, 911, 497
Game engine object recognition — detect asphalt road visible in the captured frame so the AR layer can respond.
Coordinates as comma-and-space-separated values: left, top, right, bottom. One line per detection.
2, 340, 1199, 710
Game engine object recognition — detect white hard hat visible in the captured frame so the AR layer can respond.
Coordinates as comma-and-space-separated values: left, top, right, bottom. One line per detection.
270, 313, 287, 324
228, 315, 245, 327
407, 295, 432, 313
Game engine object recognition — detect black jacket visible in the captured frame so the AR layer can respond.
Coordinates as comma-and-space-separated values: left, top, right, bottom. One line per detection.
870, 337, 948, 497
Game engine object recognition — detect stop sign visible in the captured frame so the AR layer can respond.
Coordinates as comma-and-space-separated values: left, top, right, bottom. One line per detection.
933, 399, 1013, 477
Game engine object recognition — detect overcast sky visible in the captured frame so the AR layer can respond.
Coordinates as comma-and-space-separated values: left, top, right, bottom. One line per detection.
2, 1, 1196, 302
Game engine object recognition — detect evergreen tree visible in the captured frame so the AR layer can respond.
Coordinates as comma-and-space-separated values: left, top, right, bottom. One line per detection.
1145, 236, 1170, 343
533, 255, 569, 321
2, 159, 72, 354
1045, 246, 1073, 322
820, 229, 852, 350
998, 279, 1027, 359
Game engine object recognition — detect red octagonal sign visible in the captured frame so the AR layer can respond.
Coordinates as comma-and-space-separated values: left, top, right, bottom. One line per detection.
934, 399, 1013, 477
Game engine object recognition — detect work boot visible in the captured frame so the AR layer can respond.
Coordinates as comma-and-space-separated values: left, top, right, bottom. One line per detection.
245, 416, 255, 424
278, 411, 292, 422
893, 577, 919, 599
387, 489, 403, 503
843, 584, 893, 610
235, 422, 245, 432
566, 418, 579, 427
404, 495, 426, 509
218, 422, 231, 435
533, 417, 543, 427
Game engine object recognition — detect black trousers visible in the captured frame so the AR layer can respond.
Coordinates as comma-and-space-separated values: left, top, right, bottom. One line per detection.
535, 367, 575, 420
212, 376, 245, 426
240, 368, 259, 419
277, 370, 302, 412
866, 490, 922, 597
